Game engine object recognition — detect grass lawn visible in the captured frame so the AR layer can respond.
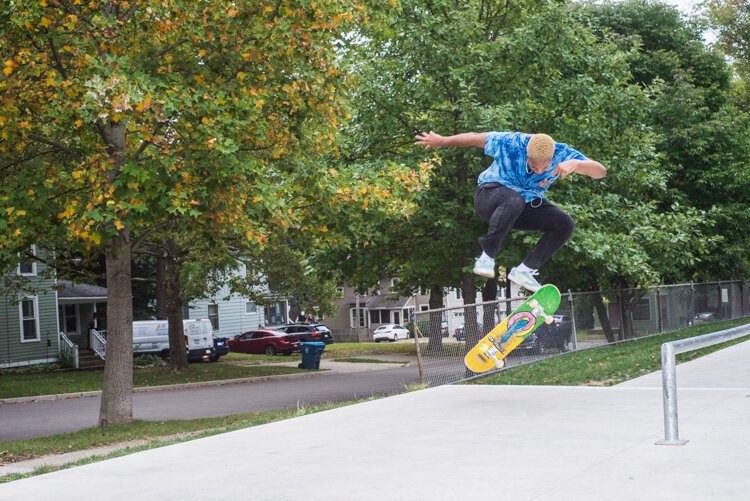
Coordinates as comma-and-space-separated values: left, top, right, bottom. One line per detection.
472, 317, 750, 386
323, 341, 417, 357
0, 363, 305, 399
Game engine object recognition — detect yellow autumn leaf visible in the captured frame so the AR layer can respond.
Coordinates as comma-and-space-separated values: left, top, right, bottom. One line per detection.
198, 49, 207, 58
90, 232, 102, 244
74, 119, 83, 128
114, 220, 124, 230
40, 17, 50, 28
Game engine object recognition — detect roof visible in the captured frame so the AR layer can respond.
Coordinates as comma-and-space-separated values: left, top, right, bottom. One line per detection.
365, 294, 412, 310
57, 280, 108, 301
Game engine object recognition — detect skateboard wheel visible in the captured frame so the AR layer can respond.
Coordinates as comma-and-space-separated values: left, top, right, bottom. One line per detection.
529, 299, 539, 308
544, 315, 554, 325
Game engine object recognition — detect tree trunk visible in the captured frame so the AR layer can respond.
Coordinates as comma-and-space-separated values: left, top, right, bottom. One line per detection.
99, 230, 134, 427
98, 122, 133, 427
461, 273, 481, 349
427, 285, 444, 351
592, 291, 616, 343
481, 278, 498, 334
164, 238, 188, 373
155, 253, 167, 320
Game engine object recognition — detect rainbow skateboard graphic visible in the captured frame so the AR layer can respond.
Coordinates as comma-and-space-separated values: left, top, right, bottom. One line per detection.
464, 284, 561, 373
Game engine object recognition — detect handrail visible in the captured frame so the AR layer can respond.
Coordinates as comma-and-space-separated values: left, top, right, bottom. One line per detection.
59, 332, 79, 369
90, 329, 107, 360
657, 324, 750, 445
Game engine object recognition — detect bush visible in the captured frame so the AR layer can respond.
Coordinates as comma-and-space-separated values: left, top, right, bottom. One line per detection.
0, 362, 63, 376
134, 354, 166, 368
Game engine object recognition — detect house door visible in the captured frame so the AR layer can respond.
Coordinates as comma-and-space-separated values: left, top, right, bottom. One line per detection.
393, 311, 400, 325
58, 304, 79, 335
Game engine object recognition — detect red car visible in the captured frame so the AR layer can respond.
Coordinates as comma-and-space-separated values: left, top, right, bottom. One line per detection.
228, 330, 300, 356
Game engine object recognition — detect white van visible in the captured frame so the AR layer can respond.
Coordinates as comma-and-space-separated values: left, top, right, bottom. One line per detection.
133, 319, 216, 362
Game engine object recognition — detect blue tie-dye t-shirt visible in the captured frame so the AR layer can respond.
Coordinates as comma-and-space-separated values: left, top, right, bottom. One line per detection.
478, 132, 587, 202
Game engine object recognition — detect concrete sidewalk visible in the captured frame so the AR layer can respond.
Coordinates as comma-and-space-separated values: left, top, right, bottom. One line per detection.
1, 343, 748, 500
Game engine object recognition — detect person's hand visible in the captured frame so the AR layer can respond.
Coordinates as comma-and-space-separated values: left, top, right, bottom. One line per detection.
553, 160, 578, 179
414, 131, 444, 149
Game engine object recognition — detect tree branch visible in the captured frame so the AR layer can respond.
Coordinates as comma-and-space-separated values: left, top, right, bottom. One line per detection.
27, 134, 82, 161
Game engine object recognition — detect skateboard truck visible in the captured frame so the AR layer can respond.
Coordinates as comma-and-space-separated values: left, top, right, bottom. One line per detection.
528, 299, 555, 325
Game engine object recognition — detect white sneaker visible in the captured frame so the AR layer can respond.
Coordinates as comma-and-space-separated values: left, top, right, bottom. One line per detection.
473, 254, 495, 278
508, 267, 542, 292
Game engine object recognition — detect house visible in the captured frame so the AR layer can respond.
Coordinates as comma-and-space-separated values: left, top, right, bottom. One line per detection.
324, 279, 429, 341
183, 259, 286, 339
1, 246, 108, 368
324, 277, 524, 341
0, 248, 61, 368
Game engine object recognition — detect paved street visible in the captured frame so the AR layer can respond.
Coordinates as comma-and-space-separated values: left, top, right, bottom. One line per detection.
0, 363, 418, 442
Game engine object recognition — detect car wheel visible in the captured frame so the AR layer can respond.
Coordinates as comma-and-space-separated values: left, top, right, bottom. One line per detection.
264, 345, 277, 356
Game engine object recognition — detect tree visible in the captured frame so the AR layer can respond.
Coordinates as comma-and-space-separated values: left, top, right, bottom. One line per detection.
706, 0, 750, 80
337, 0, 708, 345
579, 0, 750, 285
0, 0, 370, 425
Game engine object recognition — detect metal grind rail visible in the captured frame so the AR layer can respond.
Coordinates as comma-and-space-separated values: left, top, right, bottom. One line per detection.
657, 324, 750, 445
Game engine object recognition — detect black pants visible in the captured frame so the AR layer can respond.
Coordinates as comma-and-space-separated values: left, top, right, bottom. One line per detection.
474, 183, 575, 269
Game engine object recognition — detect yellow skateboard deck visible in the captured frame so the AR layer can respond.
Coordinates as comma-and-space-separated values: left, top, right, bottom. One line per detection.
464, 284, 561, 373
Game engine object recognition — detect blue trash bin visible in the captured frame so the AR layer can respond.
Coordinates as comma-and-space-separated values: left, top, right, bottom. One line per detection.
299, 341, 326, 369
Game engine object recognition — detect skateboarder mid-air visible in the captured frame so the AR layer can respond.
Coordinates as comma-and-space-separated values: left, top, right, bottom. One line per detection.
415, 131, 606, 292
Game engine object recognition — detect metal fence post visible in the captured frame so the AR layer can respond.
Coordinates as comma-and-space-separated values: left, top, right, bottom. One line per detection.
567, 289, 578, 351
656, 286, 663, 334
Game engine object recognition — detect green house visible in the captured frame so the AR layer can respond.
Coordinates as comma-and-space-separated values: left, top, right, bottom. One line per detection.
0, 247, 107, 368
0, 247, 60, 368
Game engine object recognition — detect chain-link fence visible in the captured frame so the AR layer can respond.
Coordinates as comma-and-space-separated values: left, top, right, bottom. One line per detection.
413, 280, 750, 386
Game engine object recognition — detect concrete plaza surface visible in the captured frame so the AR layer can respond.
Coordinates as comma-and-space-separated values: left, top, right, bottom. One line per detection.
2, 342, 749, 501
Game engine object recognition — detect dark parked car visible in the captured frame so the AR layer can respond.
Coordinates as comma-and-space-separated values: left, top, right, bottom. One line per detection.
210, 336, 230, 362
275, 324, 334, 344
693, 312, 719, 324
455, 323, 484, 341
517, 314, 572, 354
228, 330, 300, 356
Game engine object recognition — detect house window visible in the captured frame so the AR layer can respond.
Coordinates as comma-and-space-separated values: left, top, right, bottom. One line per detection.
336, 287, 345, 298
350, 308, 367, 328
246, 301, 257, 314
20, 297, 40, 342
369, 310, 390, 324
18, 246, 36, 276
207, 304, 219, 330
182, 305, 191, 319
633, 298, 652, 321
456, 288, 462, 299
420, 305, 429, 312
390, 278, 398, 291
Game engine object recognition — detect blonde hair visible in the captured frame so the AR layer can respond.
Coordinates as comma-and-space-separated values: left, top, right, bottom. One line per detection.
526, 134, 555, 160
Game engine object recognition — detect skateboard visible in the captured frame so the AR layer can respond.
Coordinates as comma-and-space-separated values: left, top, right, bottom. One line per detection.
464, 284, 561, 373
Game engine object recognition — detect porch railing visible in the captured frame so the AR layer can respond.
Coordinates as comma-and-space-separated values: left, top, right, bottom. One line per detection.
58, 332, 79, 369
90, 329, 106, 360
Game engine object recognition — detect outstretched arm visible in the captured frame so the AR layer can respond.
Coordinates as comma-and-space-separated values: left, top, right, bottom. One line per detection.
415, 131, 488, 149
553, 159, 607, 180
